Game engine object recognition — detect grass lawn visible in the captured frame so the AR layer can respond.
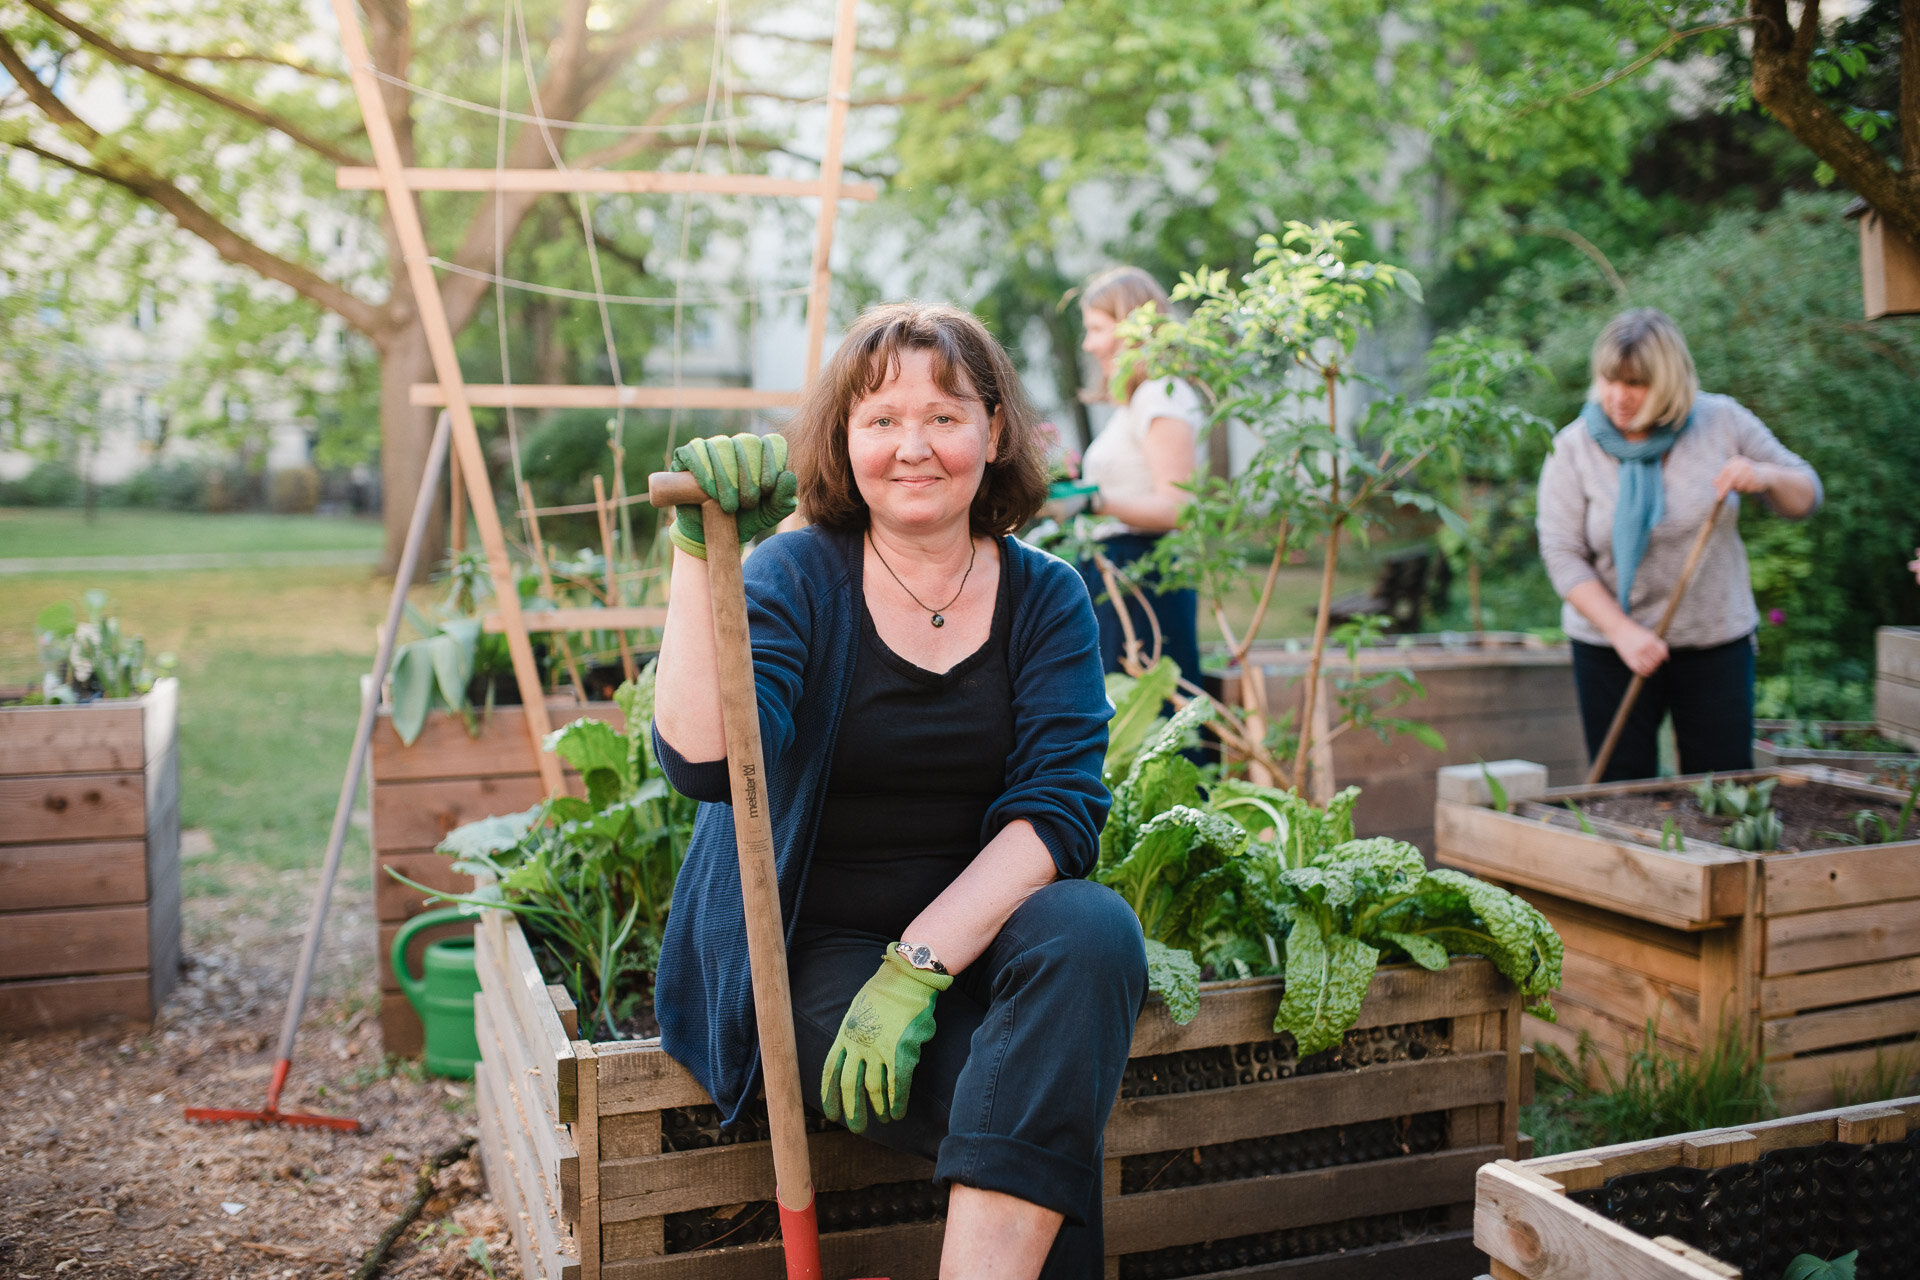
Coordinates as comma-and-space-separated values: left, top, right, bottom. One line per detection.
0, 506, 383, 559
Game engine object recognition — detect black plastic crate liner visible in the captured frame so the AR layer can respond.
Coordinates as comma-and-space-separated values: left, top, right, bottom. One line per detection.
656, 1016, 1460, 1258
1569, 1132, 1920, 1280
1119, 1018, 1450, 1098
1117, 1205, 1455, 1280
1121, 1111, 1448, 1194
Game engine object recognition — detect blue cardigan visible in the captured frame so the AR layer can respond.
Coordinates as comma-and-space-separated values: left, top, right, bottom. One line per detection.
652, 525, 1112, 1125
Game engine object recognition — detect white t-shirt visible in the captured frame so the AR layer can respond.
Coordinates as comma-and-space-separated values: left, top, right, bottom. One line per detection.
1079, 376, 1205, 536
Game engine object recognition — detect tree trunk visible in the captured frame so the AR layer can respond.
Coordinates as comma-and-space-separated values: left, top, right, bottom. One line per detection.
377, 325, 446, 582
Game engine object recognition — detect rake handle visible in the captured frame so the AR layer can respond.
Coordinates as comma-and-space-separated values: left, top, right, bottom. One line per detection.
650, 470, 820, 1280
1586, 496, 1731, 785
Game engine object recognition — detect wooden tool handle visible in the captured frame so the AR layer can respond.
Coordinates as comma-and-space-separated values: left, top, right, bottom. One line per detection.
648, 471, 706, 508
648, 470, 818, 1240
1585, 496, 1730, 784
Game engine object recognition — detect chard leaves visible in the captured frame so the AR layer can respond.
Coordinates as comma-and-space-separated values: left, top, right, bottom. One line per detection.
1143, 939, 1202, 1025
1277, 904, 1379, 1056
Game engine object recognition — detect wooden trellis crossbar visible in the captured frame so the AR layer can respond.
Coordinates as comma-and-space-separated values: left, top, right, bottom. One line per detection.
332, 0, 863, 813
481, 607, 669, 635
336, 166, 878, 200
410, 384, 805, 410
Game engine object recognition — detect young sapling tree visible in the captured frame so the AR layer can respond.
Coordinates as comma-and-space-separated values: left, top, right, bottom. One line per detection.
1116, 221, 1549, 793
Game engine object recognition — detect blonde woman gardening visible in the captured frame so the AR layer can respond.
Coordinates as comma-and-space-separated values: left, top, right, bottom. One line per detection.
1537, 307, 1821, 782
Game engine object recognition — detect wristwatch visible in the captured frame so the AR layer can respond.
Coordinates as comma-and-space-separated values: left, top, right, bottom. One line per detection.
895, 941, 948, 976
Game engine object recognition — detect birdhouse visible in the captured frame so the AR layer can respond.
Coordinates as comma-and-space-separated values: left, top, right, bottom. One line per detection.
1847, 197, 1920, 319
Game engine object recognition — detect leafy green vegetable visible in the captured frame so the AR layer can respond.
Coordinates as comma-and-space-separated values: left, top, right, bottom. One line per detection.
1479, 761, 1509, 814
1277, 905, 1378, 1055
1723, 810, 1784, 852
1103, 658, 1181, 787
389, 663, 695, 1039
388, 605, 481, 746
1097, 696, 1564, 1046
1782, 1252, 1857, 1280
1143, 939, 1201, 1025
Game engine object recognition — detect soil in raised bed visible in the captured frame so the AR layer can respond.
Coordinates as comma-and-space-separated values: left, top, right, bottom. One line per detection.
1575, 783, 1914, 853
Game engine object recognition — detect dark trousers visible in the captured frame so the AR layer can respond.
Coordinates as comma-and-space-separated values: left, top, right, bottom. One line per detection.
790, 879, 1148, 1278
1077, 533, 1201, 687
1570, 633, 1756, 782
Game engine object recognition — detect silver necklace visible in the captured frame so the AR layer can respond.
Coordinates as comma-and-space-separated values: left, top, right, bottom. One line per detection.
869, 533, 977, 628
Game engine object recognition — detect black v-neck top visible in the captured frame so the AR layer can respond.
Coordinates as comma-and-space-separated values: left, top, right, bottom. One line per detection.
796, 558, 1017, 937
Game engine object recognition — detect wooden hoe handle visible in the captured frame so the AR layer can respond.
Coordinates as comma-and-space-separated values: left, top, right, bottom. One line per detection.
650, 471, 821, 1279
1585, 496, 1730, 785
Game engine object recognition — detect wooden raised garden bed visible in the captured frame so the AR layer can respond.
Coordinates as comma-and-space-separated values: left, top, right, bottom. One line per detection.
474, 909, 1526, 1280
1477, 1094, 1920, 1279
369, 694, 619, 1055
0, 678, 181, 1030
1753, 719, 1915, 785
1436, 766, 1920, 1114
1222, 632, 1583, 854
1878, 626, 1920, 751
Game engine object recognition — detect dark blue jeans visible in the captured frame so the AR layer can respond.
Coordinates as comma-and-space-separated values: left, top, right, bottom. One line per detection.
1571, 633, 1756, 782
1076, 533, 1201, 688
790, 878, 1148, 1278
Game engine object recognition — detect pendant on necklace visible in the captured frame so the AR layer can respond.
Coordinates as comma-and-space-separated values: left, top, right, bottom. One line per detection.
931, 614, 946, 628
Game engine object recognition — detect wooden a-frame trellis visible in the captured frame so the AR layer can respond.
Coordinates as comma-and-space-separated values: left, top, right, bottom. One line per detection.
328, 0, 869, 793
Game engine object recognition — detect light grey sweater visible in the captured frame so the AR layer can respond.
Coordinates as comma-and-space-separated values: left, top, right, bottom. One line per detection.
1536, 393, 1822, 650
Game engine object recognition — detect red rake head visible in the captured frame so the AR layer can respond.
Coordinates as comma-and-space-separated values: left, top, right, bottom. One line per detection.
184, 1105, 365, 1133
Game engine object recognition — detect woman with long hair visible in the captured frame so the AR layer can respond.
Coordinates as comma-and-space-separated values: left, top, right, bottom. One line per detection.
1070, 266, 1206, 685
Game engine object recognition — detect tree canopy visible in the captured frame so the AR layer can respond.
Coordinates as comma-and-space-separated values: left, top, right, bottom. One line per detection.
0, 0, 819, 569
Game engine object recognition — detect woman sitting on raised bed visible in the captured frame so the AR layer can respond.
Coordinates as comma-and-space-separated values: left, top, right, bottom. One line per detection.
1537, 307, 1822, 782
652, 301, 1146, 1279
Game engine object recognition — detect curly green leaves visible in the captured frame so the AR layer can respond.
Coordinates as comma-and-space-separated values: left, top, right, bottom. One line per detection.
1276, 903, 1379, 1057
1144, 939, 1202, 1026
1422, 868, 1563, 1016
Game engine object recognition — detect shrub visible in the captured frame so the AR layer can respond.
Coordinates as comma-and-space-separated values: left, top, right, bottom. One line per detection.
118, 460, 209, 510
0, 460, 84, 507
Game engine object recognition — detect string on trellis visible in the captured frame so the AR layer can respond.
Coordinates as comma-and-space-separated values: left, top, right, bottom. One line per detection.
459, 0, 781, 674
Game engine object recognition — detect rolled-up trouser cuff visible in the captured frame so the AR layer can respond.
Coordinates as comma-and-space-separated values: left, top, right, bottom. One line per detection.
935, 1132, 1098, 1226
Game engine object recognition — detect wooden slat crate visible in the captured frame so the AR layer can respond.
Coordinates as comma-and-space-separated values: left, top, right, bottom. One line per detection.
1877, 626, 1920, 752
0, 678, 181, 1030
368, 694, 620, 1055
1752, 718, 1915, 776
1436, 766, 1920, 1114
1476, 1095, 1920, 1279
476, 909, 1525, 1280
1221, 633, 1583, 855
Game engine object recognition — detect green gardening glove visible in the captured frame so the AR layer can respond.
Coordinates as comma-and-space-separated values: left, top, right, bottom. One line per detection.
820, 945, 951, 1133
668, 432, 799, 558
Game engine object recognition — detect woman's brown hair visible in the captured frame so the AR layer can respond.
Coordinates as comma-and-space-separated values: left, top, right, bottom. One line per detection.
1079, 265, 1173, 403
787, 301, 1049, 536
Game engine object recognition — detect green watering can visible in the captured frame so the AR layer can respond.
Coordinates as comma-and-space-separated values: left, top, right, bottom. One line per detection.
391, 907, 481, 1079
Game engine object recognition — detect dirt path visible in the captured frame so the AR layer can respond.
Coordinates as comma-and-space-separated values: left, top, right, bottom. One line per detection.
1, 860, 524, 1280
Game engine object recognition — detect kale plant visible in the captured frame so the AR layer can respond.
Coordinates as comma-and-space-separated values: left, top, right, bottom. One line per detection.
1098, 706, 1563, 1055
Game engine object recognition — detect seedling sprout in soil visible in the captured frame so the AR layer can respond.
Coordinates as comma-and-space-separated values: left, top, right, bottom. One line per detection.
1565, 780, 1909, 854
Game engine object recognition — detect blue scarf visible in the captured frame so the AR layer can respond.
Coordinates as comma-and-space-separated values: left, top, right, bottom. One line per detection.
1582, 400, 1693, 611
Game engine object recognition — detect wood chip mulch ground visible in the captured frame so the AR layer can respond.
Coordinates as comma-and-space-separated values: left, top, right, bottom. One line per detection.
1, 853, 526, 1280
